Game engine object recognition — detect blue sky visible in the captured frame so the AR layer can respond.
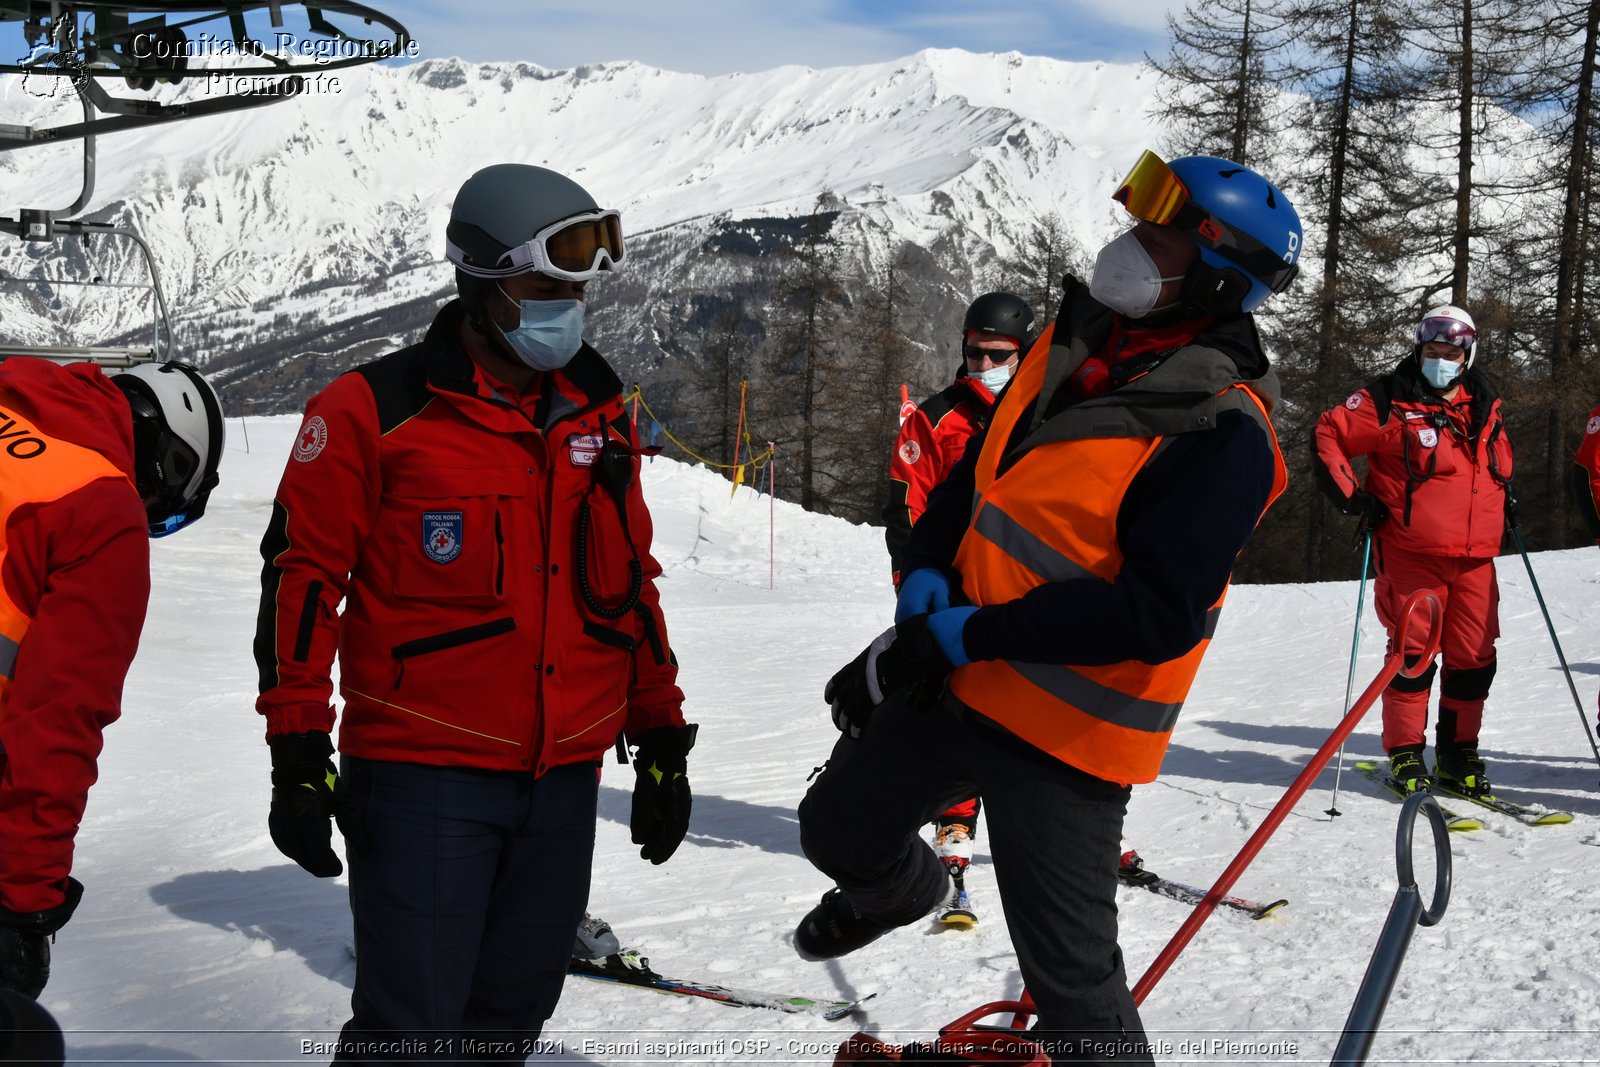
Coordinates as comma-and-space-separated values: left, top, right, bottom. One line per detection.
379, 0, 1180, 73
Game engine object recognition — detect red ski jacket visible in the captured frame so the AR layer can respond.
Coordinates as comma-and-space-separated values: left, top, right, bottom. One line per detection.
0, 359, 149, 914
1313, 362, 1512, 559
884, 375, 995, 580
1572, 401, 1600, 543
254, 302, 685, 774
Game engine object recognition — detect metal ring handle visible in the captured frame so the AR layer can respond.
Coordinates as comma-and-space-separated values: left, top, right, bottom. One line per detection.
1394, 791, 1452, 927
1392, 591, 1443, 679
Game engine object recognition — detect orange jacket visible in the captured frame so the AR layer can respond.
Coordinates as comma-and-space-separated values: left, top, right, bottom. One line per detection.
945, 314, 1287, 787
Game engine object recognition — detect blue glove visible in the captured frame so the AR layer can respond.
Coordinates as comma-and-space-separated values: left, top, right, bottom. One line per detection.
922, 607, 976, 668
896, 568, 951, 624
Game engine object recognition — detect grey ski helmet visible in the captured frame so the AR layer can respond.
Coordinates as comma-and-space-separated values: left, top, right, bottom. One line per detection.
445, 164, 624, 281
111, 360, 224, 537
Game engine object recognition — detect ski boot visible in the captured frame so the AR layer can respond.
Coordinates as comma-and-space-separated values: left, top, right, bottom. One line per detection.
1435, 744, 1492, 798
932, 820, 973, 876
1386, 744, 1434, 795
573, 912, 622, 961
795, 888, 894, 961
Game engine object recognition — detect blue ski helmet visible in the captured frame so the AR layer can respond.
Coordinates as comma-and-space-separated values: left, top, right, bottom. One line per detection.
1167, 156, 1302, 315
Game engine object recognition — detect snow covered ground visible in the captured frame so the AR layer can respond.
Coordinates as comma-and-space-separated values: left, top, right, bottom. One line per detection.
39, 414, 1600, 1065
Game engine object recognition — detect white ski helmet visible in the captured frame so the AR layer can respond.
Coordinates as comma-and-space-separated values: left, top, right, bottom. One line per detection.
1414, 305, 1478, 368
111, 360, 224, 536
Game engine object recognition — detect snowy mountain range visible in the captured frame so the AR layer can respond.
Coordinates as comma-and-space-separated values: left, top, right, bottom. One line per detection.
0, 49, 1164, 407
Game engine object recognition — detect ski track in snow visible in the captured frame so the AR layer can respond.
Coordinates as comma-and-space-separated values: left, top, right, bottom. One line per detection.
37, 416, 1600, 1065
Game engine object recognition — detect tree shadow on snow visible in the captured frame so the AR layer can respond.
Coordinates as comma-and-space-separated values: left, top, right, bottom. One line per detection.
148, 865, 356, 988
598, 784, 806, 857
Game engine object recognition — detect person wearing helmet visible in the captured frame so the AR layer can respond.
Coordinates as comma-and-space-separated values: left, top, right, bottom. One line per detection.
880, 291, 1034, 924
253, 163, 694, 1061
798, 151, 1297, 1061
0, 355, 221, 1001
1314, 304, 1514, 798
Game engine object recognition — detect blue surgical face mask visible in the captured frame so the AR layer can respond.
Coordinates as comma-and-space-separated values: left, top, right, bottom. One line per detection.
972, 363, 1015, 395
1421, 356, 1464, 389
499, 295, 585, 371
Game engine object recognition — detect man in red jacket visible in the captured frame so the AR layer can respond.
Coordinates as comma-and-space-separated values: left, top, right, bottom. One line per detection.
1314, 305, 1513, 796
883, 291, 1034, 916
254, 163, 696, 1062
0, 356, 223, 1000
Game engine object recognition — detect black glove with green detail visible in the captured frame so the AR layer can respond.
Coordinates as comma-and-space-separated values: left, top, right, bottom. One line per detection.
629, 724, 698, 865
268, 731, 343, 878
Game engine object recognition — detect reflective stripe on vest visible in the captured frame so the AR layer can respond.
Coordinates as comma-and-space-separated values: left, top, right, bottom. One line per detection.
0, 388, 129, 722
949, 344, 1286, 786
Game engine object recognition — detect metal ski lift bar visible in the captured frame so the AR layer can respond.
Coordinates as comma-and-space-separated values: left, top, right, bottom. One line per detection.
0, 213, 176, 366
0, 1, 412, 150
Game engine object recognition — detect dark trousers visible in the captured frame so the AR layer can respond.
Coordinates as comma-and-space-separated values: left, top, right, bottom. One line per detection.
333, 758, 597, 1065
798, 691, 1153, 1066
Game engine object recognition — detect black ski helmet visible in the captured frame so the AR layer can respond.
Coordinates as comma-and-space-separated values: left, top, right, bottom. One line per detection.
962, 291, 1035, 350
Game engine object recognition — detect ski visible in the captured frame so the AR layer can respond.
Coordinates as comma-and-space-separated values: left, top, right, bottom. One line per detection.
1353, 760, 1484, 831
1116, 853, 1286, 920
568, 951, 873, 1021
1431, 781, 1574, 826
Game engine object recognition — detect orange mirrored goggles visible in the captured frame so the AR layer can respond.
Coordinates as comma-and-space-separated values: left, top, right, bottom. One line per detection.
1112, 150, 1191, 226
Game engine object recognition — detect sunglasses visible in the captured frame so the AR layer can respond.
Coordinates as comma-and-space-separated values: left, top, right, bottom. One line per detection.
449, 209, 625, 282
1112, 150, 1298, 296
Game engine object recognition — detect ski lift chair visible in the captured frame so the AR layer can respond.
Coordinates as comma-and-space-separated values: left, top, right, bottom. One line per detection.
1, 2, 410, 366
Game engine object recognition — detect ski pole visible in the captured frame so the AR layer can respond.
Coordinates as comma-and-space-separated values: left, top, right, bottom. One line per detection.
1327, 528, 1373, 819
1132, 590, 1442, 1006
1506, 520, 1600, 779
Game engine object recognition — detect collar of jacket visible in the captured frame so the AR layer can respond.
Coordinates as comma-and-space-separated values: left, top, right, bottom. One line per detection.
1015, 275, 1281, 452
420, 299, 625, 432
1374, 357, 1499, 442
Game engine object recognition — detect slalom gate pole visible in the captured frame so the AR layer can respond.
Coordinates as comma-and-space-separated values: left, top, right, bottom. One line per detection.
1131, 590, 1442, 1006
1327, 529, 1373, 818
1507, 522, 1600, 777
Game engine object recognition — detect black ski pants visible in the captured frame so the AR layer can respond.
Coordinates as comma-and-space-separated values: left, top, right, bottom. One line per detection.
332, 757, 597, 1065
798, 690, 1153, 1066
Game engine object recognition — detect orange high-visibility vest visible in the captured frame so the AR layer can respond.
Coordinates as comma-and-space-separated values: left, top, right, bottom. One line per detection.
0, 391, 130, 719
949, 337, 1287, 786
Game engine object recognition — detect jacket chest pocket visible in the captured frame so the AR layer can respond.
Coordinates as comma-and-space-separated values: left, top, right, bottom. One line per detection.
1404, 422, 1459, 479
382, 467, 524, 605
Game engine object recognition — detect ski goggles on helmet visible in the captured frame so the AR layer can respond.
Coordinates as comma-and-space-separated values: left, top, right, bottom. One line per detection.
449, 209, 625, 282
1415, 315, 1476, 349
1112, 150, 1299, 296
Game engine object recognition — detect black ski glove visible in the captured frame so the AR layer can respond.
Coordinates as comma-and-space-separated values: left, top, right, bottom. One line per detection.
823, 614, 958, 741
0, 878, 82, 999
268, 731, 344, 878
1504, 484, 1521, 528
1341, 489, 1388, 528
629, 724, 697, 865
